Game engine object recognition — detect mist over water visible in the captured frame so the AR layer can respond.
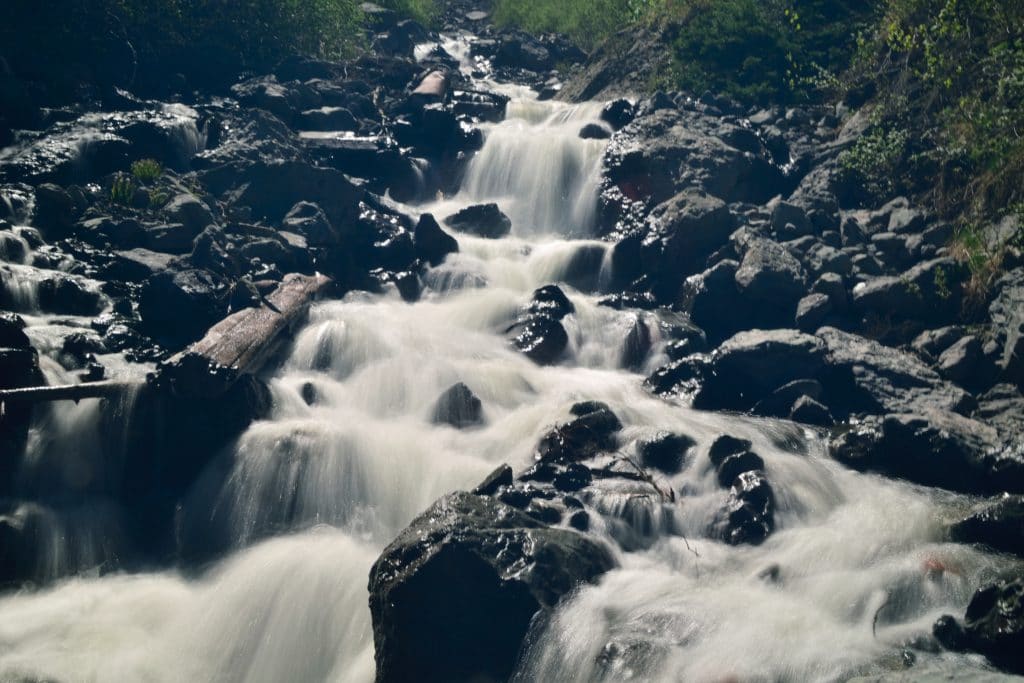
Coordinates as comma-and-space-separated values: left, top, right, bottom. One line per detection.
0, 34, 1018, 683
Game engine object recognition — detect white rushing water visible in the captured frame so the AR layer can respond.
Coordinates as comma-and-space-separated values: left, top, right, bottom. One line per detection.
1, 37, 1019, 683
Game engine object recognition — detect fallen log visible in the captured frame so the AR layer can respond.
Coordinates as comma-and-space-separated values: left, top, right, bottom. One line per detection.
0, 380, 140, 405
156, 272, 333, 399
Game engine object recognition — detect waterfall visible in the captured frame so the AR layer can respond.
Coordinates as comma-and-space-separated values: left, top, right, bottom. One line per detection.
0, 34, 1017, 683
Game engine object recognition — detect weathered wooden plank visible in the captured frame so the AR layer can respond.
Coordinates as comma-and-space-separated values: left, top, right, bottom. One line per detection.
157, 273, 333, 398
0, 380, 139, 404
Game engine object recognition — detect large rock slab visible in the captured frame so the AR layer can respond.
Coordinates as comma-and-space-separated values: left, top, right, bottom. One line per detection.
816, 327, 974, 417
693, 329, 827, 411
369, 491, 614, 683
989, 268, 1024, 388
830, 410, 1024, 494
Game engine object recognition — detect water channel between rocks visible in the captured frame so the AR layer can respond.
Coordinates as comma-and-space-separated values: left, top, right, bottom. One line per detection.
0, 33, 1018, 683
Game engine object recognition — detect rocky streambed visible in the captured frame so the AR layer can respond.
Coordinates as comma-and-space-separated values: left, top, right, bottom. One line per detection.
1, 2, 1024, 682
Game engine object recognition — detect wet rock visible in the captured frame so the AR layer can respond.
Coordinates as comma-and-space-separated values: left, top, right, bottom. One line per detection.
961, 578, 1024, 674
829, 410, 1024, 495
413, 213, 458, 266
369, 491, 615, 683
164, 193, 215, 237
640, 189, 736, 298
579, 123, 611, 140
510, 316, 568, 365
528, 285, 574, 320
693, 329, 827, 411
950, 495, 1024, 557
32, 183, 80, 238
817, 327, 975, 418
282, 201, 338, 248
36, 274, 103, 315
553, 463, 593, 492
714, 470, 775, 545
443, 203, 511, 239
637, 431, 695, 474
431, 382, 484, 429
708, 435, 752, 465
138, 269, 227, 347
601, 99, 636, 130
473, 465, 513, 496
678, 260, 751, 344
536, 403, 623, 464
0, 312, 30, 349
715, 451, 766, 488
789, 395, 834, 426
507, 285, 574, 365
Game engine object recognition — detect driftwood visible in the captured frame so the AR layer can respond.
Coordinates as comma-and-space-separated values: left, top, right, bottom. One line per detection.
0, 380, 140, 405
157, 272, 332, 399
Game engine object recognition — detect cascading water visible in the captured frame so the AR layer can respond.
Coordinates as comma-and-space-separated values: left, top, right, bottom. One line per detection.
0, 33, 1018, 683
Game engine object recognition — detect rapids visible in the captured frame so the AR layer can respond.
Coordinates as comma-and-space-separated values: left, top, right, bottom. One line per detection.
0, 32, 1019, 683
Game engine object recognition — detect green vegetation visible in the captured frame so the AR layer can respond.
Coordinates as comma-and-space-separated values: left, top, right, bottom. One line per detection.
0, 0, 437, 93
492, 0, 636, 50
110, 174, 137, 206
130, 158, 163, 183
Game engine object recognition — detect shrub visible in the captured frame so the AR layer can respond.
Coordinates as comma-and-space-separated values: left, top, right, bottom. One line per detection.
110, 174, 137, 205
131, 158, 163, 183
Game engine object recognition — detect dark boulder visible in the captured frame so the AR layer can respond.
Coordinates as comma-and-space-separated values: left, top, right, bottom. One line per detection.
536, 402, 623, 464
941, 579, 1024, 674
282, 201, 338, 248
829, 410, 1024, 495
163, 193, 215, 237
734, 238, 807, 312
139, 269, 227, 347
950, 495, 1024, 557
431, 382, 484, 429
678, 260, 751, 344
601, 99, 636, 131
579, 123, 611, 140
493, 36, 553, 72
36, 274, 104, 316
368, 491, 615, 683
509, 316, 568, 365
507, 285, 575, 365
637, 431, 694, 474
713, 470, 775, 545
852, 258, 967, 329
32, 183, 80, 238
816, 327, 975, 418
640, 190, 736, 298
413, 213, 458, 266
693, 329, 827, 411
527, 284, 574, 320
789, 395, 834, 426
443, 203, 512, 239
